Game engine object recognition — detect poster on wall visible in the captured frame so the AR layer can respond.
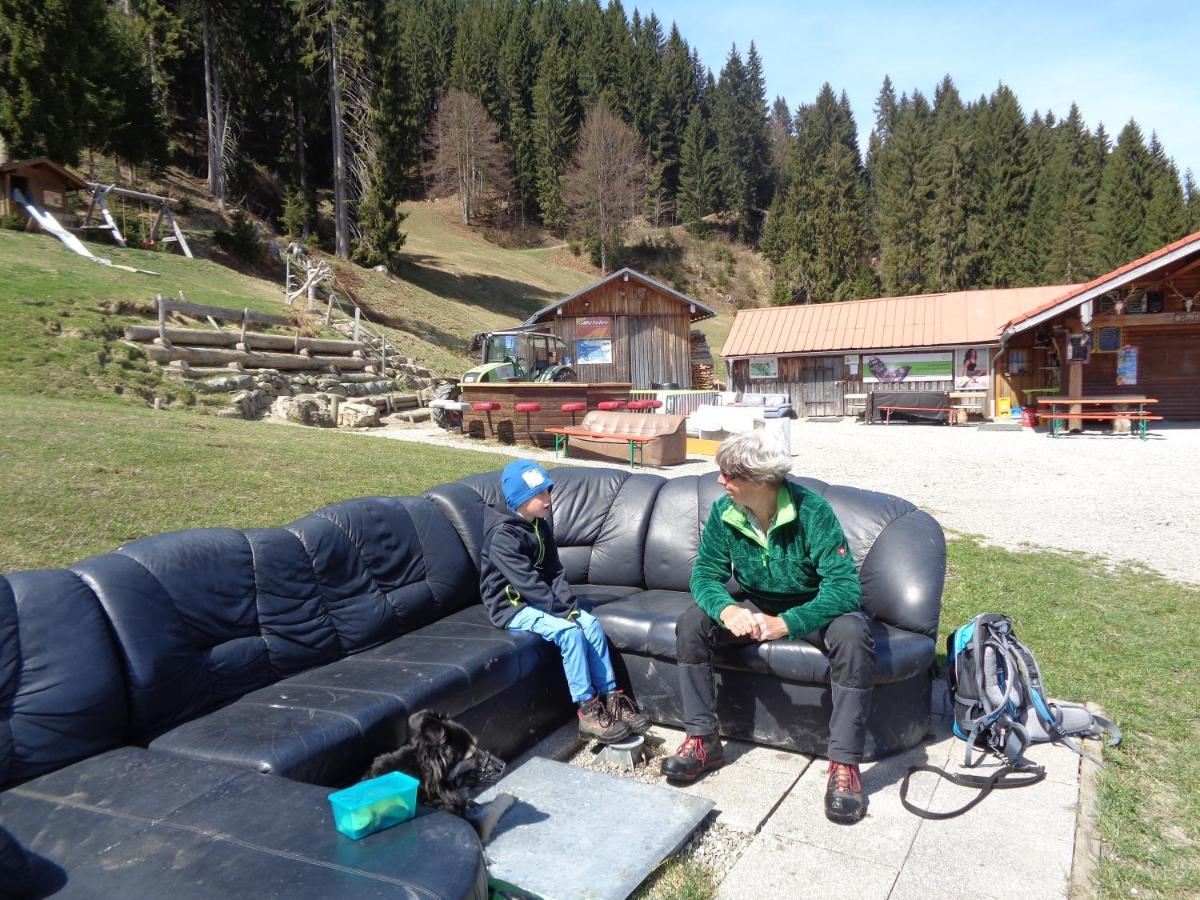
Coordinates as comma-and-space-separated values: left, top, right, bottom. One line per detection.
575, 339, 613, 365
575, 316, 612, 339
862, 352, 952, 384
1116, 345, 1138, 385
954, 346, 989, 390
748, 356, 779, 379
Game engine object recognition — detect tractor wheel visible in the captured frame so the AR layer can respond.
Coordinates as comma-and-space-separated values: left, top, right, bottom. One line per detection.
431, 379, 462, 430
551, 366, 577, 382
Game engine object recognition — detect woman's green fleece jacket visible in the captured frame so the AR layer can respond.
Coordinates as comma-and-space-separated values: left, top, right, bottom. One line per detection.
689, 481, 862, 638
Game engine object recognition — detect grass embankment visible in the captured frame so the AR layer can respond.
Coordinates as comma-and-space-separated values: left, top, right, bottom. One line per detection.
2, 393, 1196, 896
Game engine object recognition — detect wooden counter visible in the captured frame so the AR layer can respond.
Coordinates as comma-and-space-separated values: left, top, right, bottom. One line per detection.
460, 382, 632, 446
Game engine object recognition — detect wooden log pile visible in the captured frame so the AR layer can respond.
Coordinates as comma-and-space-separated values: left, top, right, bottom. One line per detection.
690, 329, 716, 390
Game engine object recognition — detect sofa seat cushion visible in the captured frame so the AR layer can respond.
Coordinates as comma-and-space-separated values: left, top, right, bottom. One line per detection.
0, 747, 486, 899
149, 605, 557, 786
572, 584, 643, 610
593, 591, 935, 685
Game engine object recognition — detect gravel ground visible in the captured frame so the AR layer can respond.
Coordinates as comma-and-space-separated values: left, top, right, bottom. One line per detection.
368, 417, 1200, 585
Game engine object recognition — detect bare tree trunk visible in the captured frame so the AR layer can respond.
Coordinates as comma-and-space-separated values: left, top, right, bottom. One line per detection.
328, 15, 350, 259
202, 8, 225, 206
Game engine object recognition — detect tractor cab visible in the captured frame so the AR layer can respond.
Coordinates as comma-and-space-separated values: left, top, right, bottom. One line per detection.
463, 330, 576, 384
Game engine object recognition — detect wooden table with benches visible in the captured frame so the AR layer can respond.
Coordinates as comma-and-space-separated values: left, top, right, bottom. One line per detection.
544, 427, 658, 468
1036, 395, 1162, 440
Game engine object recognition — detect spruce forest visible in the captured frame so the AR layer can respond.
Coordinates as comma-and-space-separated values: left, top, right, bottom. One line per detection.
3, 0, 1198, 303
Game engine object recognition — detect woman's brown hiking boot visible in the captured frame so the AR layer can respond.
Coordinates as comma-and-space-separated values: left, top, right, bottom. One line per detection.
604, 690, 650, 733
577, 696, 632, 744
825, 761, 868, 823
660, 734, 724, 783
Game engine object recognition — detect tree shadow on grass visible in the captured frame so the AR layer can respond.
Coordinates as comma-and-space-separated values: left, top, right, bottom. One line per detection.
395, 257, 559, 319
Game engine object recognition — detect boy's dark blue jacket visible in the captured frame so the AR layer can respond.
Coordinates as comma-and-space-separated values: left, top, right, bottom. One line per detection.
479, 503, 578, 628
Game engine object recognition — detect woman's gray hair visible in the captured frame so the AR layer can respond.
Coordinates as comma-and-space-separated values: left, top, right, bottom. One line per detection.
715, 429, 791, 486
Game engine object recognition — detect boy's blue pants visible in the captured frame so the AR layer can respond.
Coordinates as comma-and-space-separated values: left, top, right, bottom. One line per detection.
507, 607, 617, 704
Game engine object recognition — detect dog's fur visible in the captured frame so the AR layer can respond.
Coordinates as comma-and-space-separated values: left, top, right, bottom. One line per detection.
367, 710, 510, 839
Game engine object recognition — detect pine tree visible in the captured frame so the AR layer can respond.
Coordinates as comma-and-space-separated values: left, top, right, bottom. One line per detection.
677, 104, 719, 224
1184, 170, 1200, 234
1018, 109, 1058, 284
875, 91, 934, 294
970, 85, 1032, 287
646, 23, 695, 224
762, 84, 873, 303
712, 43, 768, 242
1141, 133, 1188, 250
1045, 104, 1103, 283
924, 76, 974, 291
532, 36, 578, 231
1093, 119, 1153, 269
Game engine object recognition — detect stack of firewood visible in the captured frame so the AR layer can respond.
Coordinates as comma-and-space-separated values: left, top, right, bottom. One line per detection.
690, 329, 716, 389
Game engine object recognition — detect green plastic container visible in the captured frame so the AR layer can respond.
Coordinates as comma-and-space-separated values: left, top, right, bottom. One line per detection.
328, 771, 419, 840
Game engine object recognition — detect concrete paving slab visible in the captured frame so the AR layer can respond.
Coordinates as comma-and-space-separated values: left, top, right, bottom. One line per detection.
475, 757, 713, 900
895, 827, 1073, 900
762, 736, 952, 870
644, 724, 811, 833
716, 833, 899, 900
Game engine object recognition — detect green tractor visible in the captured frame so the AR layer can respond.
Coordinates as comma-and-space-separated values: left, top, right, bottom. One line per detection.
430, 329, 578, 429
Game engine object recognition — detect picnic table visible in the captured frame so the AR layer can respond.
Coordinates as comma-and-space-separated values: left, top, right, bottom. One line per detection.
1036, 395, 1162, 440
544, 426, 657, 468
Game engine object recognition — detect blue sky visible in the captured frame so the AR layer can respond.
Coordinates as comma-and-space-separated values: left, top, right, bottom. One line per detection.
638, 1, 1199, 181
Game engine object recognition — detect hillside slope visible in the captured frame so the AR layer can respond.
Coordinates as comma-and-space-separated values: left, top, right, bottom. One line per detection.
0, 195, 737, 405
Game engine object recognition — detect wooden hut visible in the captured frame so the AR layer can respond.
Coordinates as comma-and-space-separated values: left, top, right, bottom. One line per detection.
522, 268, 715, 388
721, 285, 1073, 418
0, 157, 89, 226
1000, 230, 1200, 419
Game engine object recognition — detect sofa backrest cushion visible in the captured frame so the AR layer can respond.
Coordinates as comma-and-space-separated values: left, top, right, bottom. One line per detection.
577, 411, 686, 438
0, 571, 129, 789
644, 473, 944, 637
428, 467, 665, 588
69, 497, 475, 743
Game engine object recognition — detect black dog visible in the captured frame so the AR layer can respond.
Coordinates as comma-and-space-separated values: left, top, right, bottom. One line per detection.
368, 710, 513, 841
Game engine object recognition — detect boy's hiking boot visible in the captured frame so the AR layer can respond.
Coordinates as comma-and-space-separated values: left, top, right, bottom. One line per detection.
578, 696, 632, 744
604, 690, 650, 734
824, 761, 867, 824
660, 734, 724, 783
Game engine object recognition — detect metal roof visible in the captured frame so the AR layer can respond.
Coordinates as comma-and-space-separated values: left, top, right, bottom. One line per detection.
721, 284, 1078, 358
1001, 229, 1200, 337
522, 267, 717, 325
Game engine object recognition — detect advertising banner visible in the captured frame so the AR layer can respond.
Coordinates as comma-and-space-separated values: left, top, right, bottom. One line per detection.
575, 316, 613, 339
748, 356, 779, 379
1116, 345, 1138, 385
862, 352, 952, 384
575, 339, 613, 365
954, 346, 989, 390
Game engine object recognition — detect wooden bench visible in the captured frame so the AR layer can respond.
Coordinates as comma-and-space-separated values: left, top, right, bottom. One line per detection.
1035, 412, 1164, 440
544, 427, 658, 468
876, 405, 950, 425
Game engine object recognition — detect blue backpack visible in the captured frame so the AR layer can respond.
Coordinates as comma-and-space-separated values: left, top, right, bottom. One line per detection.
903, 613, 1120, 819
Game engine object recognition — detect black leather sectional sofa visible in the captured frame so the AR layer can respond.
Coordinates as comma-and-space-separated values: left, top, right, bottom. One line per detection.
0, 467, 944, 898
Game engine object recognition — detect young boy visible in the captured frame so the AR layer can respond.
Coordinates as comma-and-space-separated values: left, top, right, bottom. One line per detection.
480, 460, 649, 743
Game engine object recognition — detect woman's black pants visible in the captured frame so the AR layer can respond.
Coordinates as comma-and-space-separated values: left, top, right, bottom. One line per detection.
674, 603, 876, 764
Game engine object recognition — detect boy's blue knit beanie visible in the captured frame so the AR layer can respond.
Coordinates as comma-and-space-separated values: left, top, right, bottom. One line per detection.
502, 460, 555, 511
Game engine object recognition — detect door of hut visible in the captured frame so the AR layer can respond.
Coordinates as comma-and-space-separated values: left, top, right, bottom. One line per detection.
800, 356, 843, 417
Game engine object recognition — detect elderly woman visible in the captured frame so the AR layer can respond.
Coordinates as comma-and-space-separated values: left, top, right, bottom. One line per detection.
660, 430, 876, 824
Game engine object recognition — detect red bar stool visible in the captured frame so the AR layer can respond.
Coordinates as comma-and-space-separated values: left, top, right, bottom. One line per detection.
597, 400, 627, 411
560, 402, 587, 426
626, 399, 662, 413
514, 401, 541, 445
470, 401, 501, 439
